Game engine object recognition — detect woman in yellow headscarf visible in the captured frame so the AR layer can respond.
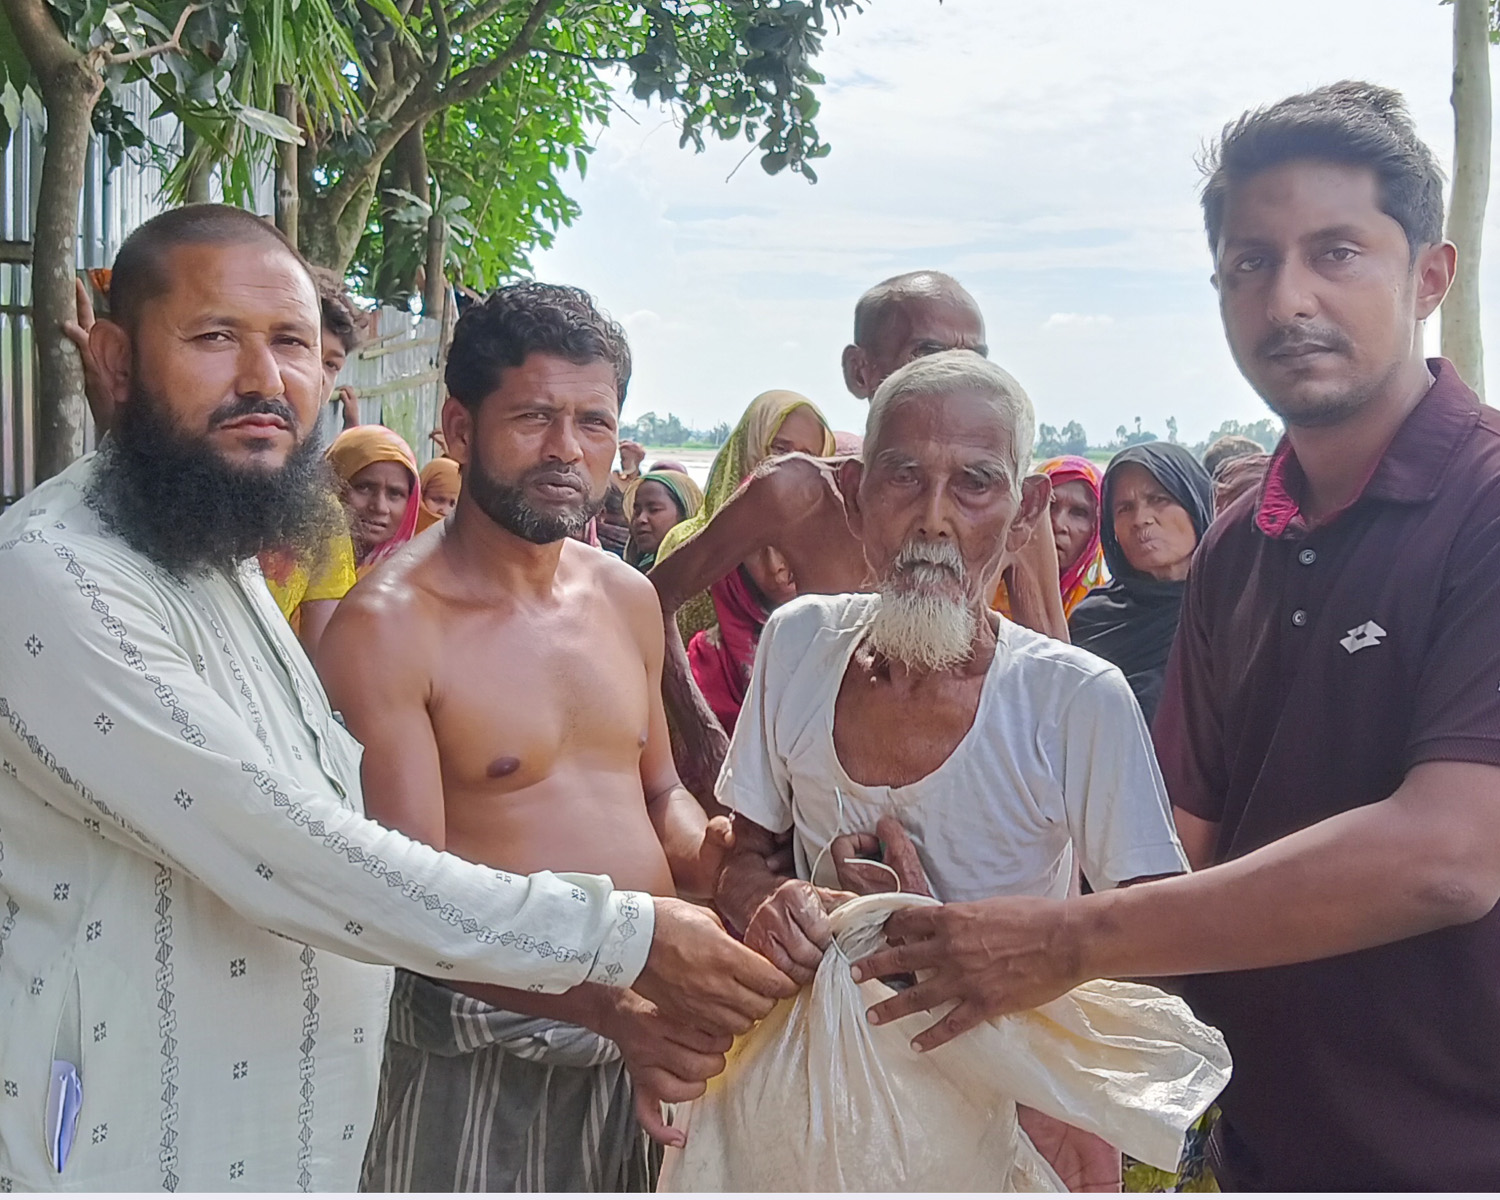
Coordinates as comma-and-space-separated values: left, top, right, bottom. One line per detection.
655, 389, 835, 731
657, 390, 836, 574
415, 456, 461, 534
326, 425, 423, 577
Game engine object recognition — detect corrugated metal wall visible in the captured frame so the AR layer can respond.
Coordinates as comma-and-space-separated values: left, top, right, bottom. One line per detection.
342, 308, 449, 468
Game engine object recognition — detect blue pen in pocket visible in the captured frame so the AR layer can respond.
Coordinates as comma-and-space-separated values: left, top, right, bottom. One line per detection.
45, 1060, 82, 1173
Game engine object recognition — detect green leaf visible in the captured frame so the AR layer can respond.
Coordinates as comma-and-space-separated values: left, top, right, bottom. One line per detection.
0, 82, 22, 134
21, 84, 45, 135
232, 102, 304, 143
0, 6, 32, 92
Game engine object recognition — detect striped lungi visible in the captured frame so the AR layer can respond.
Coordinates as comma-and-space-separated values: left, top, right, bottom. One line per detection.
360, 970, 658, 1192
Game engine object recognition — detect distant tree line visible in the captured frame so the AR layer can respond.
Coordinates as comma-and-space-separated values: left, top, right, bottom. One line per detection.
1034, 416, 1282, 461
621, 412, 733, 449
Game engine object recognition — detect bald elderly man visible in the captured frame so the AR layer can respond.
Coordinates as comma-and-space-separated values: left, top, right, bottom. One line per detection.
653, 272, 1066, 803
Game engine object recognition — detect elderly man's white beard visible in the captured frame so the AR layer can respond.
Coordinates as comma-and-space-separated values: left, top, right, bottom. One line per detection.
867, 540, 979, 672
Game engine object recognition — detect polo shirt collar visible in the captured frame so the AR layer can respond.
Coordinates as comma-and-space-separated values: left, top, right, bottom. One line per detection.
1254, 358, 1481, 539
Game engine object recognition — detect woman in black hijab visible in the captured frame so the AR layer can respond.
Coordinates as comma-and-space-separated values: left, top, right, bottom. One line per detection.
1069, 441, 1214, 724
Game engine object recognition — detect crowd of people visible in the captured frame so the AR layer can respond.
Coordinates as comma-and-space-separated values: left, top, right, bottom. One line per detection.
1, 77, 1499, 1193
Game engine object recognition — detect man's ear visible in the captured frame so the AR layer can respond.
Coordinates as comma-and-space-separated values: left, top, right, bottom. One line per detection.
1415, 241, 1458, 321
836, 456, 865, 540
1004, 473, 1052, 554
441, 395, 473, 467
841, 343, 873, 401
90, 319, 133, 407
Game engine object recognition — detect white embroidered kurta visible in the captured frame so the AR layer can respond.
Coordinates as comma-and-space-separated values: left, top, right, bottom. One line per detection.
0, 457, 653, 1192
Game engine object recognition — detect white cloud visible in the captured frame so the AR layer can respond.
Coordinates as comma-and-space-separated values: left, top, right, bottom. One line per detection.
620, 309, 662, 332
1042, 313, 1116, 331
531, 0, 1485, 444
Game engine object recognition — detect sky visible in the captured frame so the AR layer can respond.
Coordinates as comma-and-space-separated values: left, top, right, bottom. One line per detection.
530, 0, 1496, 447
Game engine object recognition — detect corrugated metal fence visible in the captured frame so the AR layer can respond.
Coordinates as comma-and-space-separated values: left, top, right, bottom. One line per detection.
335, 308, 449, 469
0, 85, 441, 501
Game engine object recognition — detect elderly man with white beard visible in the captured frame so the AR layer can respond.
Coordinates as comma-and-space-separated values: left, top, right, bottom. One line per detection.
714, 349, 1191, 1190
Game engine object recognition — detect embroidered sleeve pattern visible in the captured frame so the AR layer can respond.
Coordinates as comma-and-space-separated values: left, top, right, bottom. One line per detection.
0, 530, 653, 993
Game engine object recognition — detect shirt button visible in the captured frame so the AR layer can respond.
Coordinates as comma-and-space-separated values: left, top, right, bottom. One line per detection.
1291, 609, 1309, 627
1298, 548, 1317, 565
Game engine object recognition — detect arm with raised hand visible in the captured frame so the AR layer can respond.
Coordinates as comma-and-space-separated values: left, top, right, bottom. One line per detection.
649, 463, 826, 805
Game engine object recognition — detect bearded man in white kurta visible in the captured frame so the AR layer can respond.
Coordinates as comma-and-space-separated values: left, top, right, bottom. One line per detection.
0, 205, 791, 1193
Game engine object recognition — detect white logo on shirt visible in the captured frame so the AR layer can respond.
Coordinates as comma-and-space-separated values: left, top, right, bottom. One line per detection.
1340, 620, 1387, 654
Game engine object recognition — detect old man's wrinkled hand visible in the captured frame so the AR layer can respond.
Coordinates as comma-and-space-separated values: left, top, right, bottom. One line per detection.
744, 877, 854, 987
831, 815, 935, 897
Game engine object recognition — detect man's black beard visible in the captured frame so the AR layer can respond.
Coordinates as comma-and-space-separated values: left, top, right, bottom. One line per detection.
87, 385, 343, 578
464, 455, 605, 545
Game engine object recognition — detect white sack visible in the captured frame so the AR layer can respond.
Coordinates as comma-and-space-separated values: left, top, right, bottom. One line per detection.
659, 893, 1230, 1192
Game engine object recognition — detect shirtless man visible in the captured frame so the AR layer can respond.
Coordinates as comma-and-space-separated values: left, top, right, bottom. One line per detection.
652, 270, 1066, 803
318, 282, 794, 1192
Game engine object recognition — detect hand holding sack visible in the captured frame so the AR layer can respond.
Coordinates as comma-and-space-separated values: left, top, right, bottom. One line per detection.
659, 894, 1231, 1191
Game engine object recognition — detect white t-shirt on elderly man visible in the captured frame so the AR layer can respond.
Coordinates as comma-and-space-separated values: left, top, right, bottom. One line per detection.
719, 593, 1188, 902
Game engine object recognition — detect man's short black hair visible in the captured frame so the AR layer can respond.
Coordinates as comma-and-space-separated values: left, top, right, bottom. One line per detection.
109, 203, 312, 331
444, 281, 631, 411
1200, 81, 1445, 262
310, 266, 364, 354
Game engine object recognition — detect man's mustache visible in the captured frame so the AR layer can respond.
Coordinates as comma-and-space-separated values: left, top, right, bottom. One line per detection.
1257, 323, 1352, 359
891, 540, 967, 580
525, 465, 592, 493
207, 395, 299, 430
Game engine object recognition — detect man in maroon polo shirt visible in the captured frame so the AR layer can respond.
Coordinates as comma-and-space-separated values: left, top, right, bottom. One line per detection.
845, 82, 1500, 1190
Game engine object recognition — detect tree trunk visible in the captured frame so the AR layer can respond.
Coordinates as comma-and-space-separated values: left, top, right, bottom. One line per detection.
422, 210, 446, 316
182, 127, 213, 203
273, 84, 300, 248
1445, 0, 1491, 400
2, 0, 102, 481
376, 123, 428, 301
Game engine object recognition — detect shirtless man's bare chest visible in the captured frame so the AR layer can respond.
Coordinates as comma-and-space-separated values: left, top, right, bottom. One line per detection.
321, 532, 678, 895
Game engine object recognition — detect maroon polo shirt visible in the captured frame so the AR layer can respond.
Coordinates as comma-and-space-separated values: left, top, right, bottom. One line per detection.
1154, 359, 1500, 1190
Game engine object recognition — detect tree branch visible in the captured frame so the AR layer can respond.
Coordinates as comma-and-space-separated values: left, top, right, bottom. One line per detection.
100, 3, 203, 68
450, 0, 514, 38
426, 0, 451, 86
438, 0, 553, 109
314, 0, 550, 237
535, 43, 630, 66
